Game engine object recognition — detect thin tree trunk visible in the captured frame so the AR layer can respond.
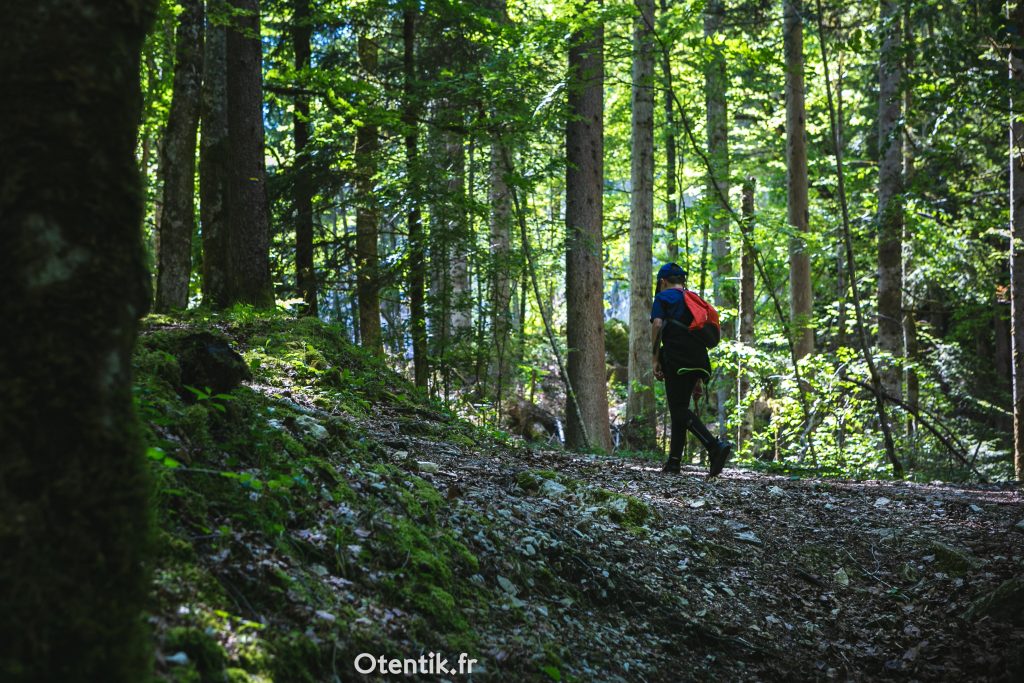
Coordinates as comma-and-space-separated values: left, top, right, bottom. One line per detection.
0, 1, 154, 678
404, 6, 429, 388
447, 128, 472, 345
292, 0, 318, 316
903, 6, 918, 443
201, 0, 231, 308
1010, 0, 1024, 481
785, 0, 813, 359
490, 142, 514, 392
660, 0, 679, 261
705, 0, 731, 432
155, 0, 204, 312
627, 0, 656, 450
226, 0, 273, 307
738, 177, 756, 449
815, 0, 902, 477
878, 0, 904, 398
356, 34, 382, 355
565, 1, 612, 452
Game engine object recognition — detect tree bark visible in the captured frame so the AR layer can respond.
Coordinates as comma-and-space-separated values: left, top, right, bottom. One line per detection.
878, 0, 904, 398
201, 0, 231, 308
405, 7, 429, 388
155, 0, 204, 312
226, 0, 273, 308
490, 143, 514, 391
1010, 0, 1024, 481
705, 0, 731, 432
738, 177, 756, 449
292, 0, 318, 317
785, 0, 813, 359
356, 34, 383, 355
565, 1, 612, 452
0, 1, 155, 679
627, 0, 656, 450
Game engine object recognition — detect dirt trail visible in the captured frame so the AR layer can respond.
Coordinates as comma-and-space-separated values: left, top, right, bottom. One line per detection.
365, 405, 1024, 681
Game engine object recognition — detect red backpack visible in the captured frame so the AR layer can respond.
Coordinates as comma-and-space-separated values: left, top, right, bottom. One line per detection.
675, 290, 721, 348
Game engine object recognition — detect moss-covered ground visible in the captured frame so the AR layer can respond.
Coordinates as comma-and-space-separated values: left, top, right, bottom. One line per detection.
138, 311, 1024, 682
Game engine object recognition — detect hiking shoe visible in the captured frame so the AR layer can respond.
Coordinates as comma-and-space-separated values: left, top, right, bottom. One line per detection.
708, 440, 733, 478
662, 457, 681, 474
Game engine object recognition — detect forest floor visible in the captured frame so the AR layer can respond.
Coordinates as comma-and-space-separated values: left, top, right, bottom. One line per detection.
139, 314, 1024, 683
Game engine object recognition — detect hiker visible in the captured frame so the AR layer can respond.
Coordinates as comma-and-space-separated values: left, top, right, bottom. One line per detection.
651, 262, 733, 476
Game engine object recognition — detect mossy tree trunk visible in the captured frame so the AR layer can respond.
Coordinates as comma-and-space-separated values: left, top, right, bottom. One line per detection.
155, 0, 204, 312
226, 0, 274, 308
356, 34, 383, 354
293, 0, 318, 317
0, 1, 155, 680
404, 6, 429, 388
201, 0, 231, 308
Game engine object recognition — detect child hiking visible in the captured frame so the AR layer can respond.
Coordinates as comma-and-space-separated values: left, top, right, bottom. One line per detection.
650, 263, 734, 476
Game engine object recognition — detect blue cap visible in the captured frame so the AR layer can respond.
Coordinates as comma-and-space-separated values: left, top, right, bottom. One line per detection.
656, 263, 686, 282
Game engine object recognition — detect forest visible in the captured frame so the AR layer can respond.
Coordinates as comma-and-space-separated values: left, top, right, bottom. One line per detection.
2, 0, 1023, 681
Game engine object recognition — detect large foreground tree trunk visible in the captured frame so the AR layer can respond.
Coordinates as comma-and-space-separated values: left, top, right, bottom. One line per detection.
877, 0, 904, 398
201, 0, 231, 308
356, 34, 383, 355
292, 0, 318, 317
0, 1, 155, 679
784, 0, 813, 359
565, 1, 612, 452
627, 0, 656, 449
155, 0, 204, 311
226, 0, 274, 308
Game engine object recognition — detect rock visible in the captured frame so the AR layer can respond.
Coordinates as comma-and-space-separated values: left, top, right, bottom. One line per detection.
539, 479, 568, 499
416, 461, 439, 473
175, 332, 251, 398
315, 610, 336, 622
874, 497, 891, 508
166, 652, 190, 666
834, 567, 850, 587
964, 577, 1024, 625
928, 539, 981, 575
295, 415, 328, 440
768, 485, 786, 497
735, 531, 762, 546
497, 575, 518, 596
968, 504, 983, 514
1013, 518, 1024, 533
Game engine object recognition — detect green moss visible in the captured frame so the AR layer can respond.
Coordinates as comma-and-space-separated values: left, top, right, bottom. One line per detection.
268, 631, 323, 683
165, 627, 226, 680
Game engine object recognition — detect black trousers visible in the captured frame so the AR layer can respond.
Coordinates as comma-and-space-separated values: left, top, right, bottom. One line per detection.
664, 369, 716, 460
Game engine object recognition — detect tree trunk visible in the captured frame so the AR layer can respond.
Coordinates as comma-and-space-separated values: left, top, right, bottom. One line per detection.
490, 143, 514, 392
0, 1, 154, 679
627, 0, 656, 450
903, 8, 919, 442
784, 0, 813, 359
1010, 0, 1024, 481
356, 34, 383, 355
226, 0, 273, 308
705, 0, 731, 432
446, 129, 472, 345
201, 0, 231, 308
878, 0, 904, 398
155, 0, 204, 312
404, 8, 429, 388
565, 2, 612, 452
738, 177, 756, 449
660, 0, 679, 261
292, 0, 318, 317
